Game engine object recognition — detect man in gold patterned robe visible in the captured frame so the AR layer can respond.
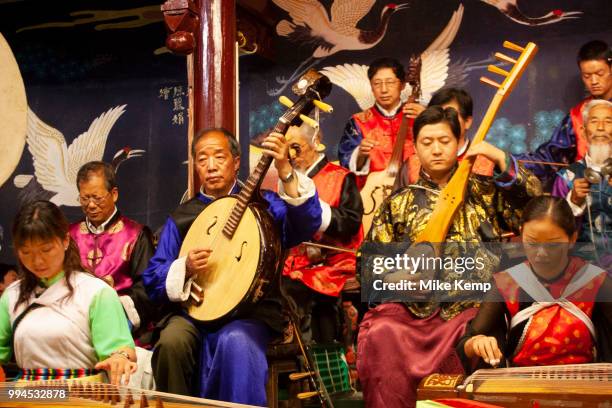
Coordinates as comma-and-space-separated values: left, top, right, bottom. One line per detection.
356, 106, 542, 408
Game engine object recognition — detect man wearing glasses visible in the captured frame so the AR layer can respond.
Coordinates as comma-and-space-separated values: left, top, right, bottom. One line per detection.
338, 57, 425, 187
69, 161, 157, 337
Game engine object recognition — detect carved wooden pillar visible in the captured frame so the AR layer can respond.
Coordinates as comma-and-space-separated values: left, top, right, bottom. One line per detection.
194, 0, 236, 134
162, 0, 236, 196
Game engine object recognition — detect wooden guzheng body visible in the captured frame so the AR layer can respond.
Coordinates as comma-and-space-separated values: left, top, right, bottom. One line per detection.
0, 380, 262, 408
417, 363, 612, 407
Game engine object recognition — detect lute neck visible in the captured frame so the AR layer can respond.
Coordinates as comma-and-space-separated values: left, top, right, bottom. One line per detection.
222, 99, 307, 239
386, 92, 419, 177
414, 92, 504, 245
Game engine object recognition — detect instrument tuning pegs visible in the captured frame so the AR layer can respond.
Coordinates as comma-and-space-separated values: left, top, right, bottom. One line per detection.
313, 100, 333, 113
278, 96, 294, 108
495, 52, 517, 65
289, 371, 316, 381
191, 281, 204, 296
503, 41, 525, 52
488, 65, 510, 77
300, 114, 319, 129
297, 391, 321, 400
189, 290, 203, 305
480, 76, 502, 89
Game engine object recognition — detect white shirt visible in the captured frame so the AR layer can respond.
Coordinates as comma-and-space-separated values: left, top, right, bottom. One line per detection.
86, 207, 118, 234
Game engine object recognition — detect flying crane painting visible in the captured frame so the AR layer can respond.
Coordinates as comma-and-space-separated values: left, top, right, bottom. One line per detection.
320, 4, 464, 108
14, 105, 145, 207
269, 0, 409, 96
480, 0, 582, 26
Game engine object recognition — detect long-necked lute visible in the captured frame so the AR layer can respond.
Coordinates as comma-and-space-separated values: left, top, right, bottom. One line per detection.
414, 41, 538, 248
179, 69, 331, 322
360, 54, 422, 236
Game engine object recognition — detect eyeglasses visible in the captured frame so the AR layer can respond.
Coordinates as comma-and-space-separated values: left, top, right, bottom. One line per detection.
79, 192, 111, 206
371, 80, 401, 89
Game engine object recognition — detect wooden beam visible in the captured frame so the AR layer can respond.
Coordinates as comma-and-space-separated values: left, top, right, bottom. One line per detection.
162, 0, 236, 196
194, 0, 236, 134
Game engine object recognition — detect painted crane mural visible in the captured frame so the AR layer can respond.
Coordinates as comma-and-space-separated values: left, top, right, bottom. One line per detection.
13, 105, 145, 207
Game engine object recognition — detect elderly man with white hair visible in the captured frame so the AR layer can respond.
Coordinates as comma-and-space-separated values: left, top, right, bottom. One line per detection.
282, 123, 364, 343
554, 99, 612, 265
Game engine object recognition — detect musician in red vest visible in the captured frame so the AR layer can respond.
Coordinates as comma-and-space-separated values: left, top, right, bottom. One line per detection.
515, 40, 612, 186
282, 123, 363, 342
457, 196, 612, 371
143, 128, 321, 405
338, 57, 424, 188
70, 161, 157, 337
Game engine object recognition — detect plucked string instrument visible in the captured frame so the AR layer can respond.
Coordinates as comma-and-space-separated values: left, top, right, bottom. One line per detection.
179, 70, 331, 323
413, 41, 538, 249
417, 363, 612, 407
360, 54, 422, 235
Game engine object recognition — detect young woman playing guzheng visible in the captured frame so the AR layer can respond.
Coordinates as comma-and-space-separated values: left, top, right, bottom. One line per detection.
0, 200, 137, 385
458, 196, 612, 371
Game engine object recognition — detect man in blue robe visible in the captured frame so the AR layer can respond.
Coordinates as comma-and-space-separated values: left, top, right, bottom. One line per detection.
553, 99, 612, 268
143, 128, 322, 405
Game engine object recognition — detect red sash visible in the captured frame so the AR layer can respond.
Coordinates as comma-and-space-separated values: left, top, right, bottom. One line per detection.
283, 162, 363, 296
570, 97, 592, 161
494, 257, 605, 366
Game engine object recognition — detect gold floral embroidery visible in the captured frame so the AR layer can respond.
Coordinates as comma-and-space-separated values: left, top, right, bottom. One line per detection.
108, 220, 125, 234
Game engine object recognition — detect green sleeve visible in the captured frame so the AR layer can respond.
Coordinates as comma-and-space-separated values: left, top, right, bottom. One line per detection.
0, 292, 12, 363
89, 286, 135, 361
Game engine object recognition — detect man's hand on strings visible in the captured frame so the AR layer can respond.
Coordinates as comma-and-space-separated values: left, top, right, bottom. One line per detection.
570, 178, 591, 206
263, 132, 293, 177
402, 102, 426, 119
186, 248, 212, 278
464, 141, 507, 173
264, 132, 299, 197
